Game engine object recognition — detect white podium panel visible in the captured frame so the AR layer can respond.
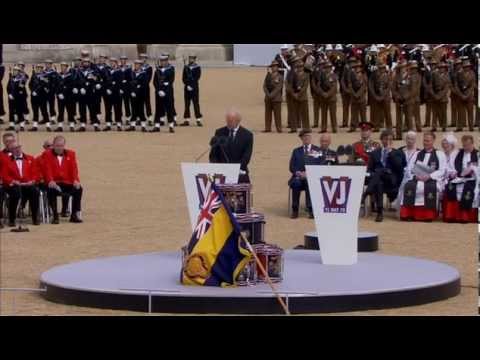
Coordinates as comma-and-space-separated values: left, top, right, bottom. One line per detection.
306, 165, 366, 265
181, 163, 240, 230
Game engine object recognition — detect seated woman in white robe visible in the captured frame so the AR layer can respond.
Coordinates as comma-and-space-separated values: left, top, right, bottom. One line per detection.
394, 131, 419, 209
442, 134, 479, 223
399, 131, 447, 221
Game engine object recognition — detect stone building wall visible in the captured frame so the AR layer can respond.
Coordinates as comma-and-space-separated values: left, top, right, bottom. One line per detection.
2, 44, 233, 63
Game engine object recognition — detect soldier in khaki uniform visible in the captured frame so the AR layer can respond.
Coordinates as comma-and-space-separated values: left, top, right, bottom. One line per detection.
455, 60, 476, 131
408, 61, 422, 132
348, 62, 368, 133
317, 62, 338, 133
431, 62, 450, 131
286, 61, 310, 132
449, 59, 462, 128
285, 56, 301, 129
340, 57, 357, 128
422, 59, 437, 128
263, 61, 284, 133
310, 60, 325, 128
368, 63, 392, 132
391, 62, 412, 140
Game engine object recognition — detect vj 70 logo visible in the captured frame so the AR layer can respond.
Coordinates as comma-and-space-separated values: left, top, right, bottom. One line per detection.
195, 174, 226, 209
320, 176, 352, 214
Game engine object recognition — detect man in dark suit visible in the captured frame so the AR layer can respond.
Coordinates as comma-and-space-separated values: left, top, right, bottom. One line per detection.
209, 110, 254, 184
288, 129, 321, 219
364, 129, 407, 222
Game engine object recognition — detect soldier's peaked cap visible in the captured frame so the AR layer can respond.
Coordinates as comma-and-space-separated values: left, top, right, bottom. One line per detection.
359, 122, 374, 130
139, 53, 148, 58
188, 54, 197, 59
45, 59, 53, 63
99, 54, 108, 58
134, 59, 143, 64
60, 61, 69, 66
109, 57, 118, 62
17, 61, 25, 66
120, 55, 128, 60
82, 57, 91, 62
159, 54, 169, 60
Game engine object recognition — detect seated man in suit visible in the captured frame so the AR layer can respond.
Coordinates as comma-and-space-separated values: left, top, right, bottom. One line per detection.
44, 135, 83, 224
363, 130, 406, 222
1, 140, 41, 226
209, 109, 254, 183
314, 133, 339, 165
288, 129, 320, 219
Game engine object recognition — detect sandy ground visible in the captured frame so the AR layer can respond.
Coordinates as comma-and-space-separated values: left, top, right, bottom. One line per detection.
0, 66, 478, 316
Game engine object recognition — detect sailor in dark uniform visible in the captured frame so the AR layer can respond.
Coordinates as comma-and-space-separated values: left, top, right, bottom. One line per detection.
96, 54, 111, 120
102, 58, 124, 131
44, 59, 59, 123
180, 55, 203, 127
119, 55, 133, 124
55, 62, 77, 132
6, 66, 28, 131
77, 58, 102, 132
139, 53, 153, 124
153, 54, 176, 133
28, 63, 50, 132
125, 60, 148, 132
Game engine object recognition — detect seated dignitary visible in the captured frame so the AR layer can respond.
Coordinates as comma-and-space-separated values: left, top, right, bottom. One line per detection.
351, 122, 380, 164
44, 136, 83, 224
1, 140, 41, 226
443, 135, 478, 223
441, 133, 459, 170
363, 130, 406, 222
395, 131, 419, 209
308, 133, 339, 165
209, 109, 254, 184
288, 129, 320, 219
399, 131, 447, 222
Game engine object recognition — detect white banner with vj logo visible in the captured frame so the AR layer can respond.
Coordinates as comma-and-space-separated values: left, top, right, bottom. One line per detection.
181, 163, 240, 230
306, 165, 366, 265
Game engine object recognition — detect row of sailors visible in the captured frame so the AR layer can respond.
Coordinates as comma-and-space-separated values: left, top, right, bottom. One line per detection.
1, 53, 203, 133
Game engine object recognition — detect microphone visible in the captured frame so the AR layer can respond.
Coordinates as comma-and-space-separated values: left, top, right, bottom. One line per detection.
344, 145, 354, 156
336, 145, 345, 157
196, 136, 220, 163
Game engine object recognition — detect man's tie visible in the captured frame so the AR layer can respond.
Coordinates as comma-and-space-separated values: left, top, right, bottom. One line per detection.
304, 145, 309, 154
381, 148, 388, 167
229, 128, 234, 142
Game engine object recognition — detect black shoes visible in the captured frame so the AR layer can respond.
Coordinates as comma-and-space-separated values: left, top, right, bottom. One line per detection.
308, 212, 314, 219
55, 127, 63, 132
32, 220, 40, 226
61, 211, 70, 218
103, 126, 112, 132
179, 121, 190, 127
77, 127, 86, 132
52, 217, 60, 224
28, 127, 38, 132
149, 128, 160, 133
70, 215, 83, 223
169, 127, 175, 133
46, 127, 52, 132
375, 212, 384, 222
290, 211, 299, 219
125, 126, 136, 132
8, 221, 16, 227
196, 121, 203, 127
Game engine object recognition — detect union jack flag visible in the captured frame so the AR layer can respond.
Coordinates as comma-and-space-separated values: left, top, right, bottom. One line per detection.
194, 187, 222, 240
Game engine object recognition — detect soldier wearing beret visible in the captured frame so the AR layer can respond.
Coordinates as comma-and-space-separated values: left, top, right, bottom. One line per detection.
262, 61, 283, 133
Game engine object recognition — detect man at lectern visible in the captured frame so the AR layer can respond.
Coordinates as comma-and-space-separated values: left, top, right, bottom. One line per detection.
209, 109, 254, 184
288, 129, 321, 219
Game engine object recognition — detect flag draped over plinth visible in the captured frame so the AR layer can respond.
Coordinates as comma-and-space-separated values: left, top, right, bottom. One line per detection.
181, 182, 251, 287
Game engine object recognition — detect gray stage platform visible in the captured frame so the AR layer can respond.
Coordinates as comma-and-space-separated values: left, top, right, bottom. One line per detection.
40, 250, 461, 314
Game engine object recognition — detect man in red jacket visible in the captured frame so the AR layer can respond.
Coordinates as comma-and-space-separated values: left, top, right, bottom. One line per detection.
0, 132, 17, 228
1, 140, 41, 226
44, 135, 83, 224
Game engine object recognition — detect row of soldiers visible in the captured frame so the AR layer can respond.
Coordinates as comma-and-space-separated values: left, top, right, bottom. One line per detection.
0, 51, 203, 133
263, 44, 480, 139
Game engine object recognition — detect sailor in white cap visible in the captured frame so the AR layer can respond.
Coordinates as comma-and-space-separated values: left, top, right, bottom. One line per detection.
5, 66, 28, 131
125, 60, 148, 132
44, 59, 58, 124
139, 53, 154, 124
334, 44, 343, 51
28, 63, 50, 132
180, 55, 203, 127
152, 54, 176, 133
